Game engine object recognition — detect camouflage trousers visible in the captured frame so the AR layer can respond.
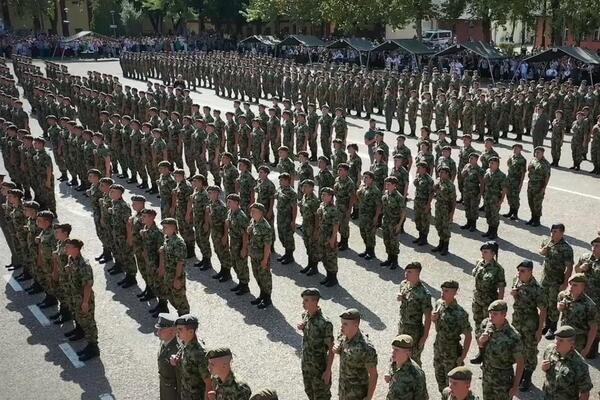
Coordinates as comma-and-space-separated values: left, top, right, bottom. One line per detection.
571, 140, 584, 166
382, 224, 399, 256
541, 283, 561, 322
308, 133, 318, 158
211, 231, 231, 271
134, 158, 148, 182
505, 180, 521, 211
73, 295, 98, 344
434, 340, 462, 392
482, 365, 513, 400
414, 198, 431, 234
532, 130, 546, 149
397, 112, 406, 134
54, 150, 68, 175
302, 364, 331, 400
397, 323, 424, 365
175, 212, 195, 249
269, 134, 281, 162
358, 217, 377, 248
193, 222, 212, 260
591, 144, 600, 169
421, 114, 432, 129
159, 197, 173, 220
484, 197, 500, 228
385, 110, 394, 131
320, 134, 332, 159
251, 257, 272, 295
463, 192, 480, 222
448, 121, 458, 143
318, 240, 338, 273
407, 113, 417, 134
302, 225, 318, 264
337, 204, 351, 241
434, 206, 452, 240
208, 160, 221, 186
277, 215, 295, 252
195, 157, 207, 179
165, 276, 190, 315
229, 244, 249, 284
134, 248, 151, 288
513, 317, 539, 369
112, 227, 137, 275
338, 381, 368, 400
36, 257, 54, 295
0, 218, 16, 263
472, 300, 492, 337
283, 134, 294, 155
527, 184, 545, 217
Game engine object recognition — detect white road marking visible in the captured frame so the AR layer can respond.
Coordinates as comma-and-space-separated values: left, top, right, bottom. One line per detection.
58, 343, 85, 368
3, 274, 23, 291
546, 185, 600, 201
99, 394, 115, 400
27, 305, 51, 326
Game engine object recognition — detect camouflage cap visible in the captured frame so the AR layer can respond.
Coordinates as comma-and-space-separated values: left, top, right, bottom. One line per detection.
161, 218, 178, 227
318, 156, 330, 165
512, 143, 523, 149
555, 325, 577, 338
302, 179, 315, 187
534, 146, 545, 152
321, 187, 334, 195
488, 299, 508, 312
131, 195, 146, 202
391, 334, 413, 349
591, 237, 600, 245
206, 347, 232, 359
468, 152, 480, 159
448, 366, 473, 381
518, 259, 534, 269
416, 161, 428, 169
23, 200, 40, 210
339, 308, 361, 320
569, 273, 587, 284
158, 160, 172, 168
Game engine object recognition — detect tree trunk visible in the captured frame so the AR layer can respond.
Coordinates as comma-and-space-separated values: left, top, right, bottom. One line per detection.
415, 17, 422, 40
550, 0, 562, 46
482, 15, 492, 43
0, 0, 11, 29
59, 0, 69, 36
86, 0, 93, 29
540, 0, 547, 47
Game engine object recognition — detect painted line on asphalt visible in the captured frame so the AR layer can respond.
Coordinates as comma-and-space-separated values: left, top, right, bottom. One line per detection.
58, 343, 85, 368
27, 305, 51, 326
3, 274, 23, 291
547, 185, 600, 201
99, 394, 115, 400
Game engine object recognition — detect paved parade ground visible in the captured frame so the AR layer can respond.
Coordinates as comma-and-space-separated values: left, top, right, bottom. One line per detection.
1, 59, 599, 400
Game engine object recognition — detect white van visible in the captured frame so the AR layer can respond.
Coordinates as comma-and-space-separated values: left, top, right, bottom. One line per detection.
422, 30, 453, 47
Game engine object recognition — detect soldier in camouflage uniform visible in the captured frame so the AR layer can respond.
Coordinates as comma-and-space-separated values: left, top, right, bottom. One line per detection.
207, 186, 232, 283
333, 163, 355, 252
157, 161, 177, 219
380, 176, 405, 270
526, 147, 551, 226
297, 288, 334, 400
432, 166, 456, 256
299, 180, 320, 275
574, 236, 600, 357
108, 184, 138, 283
482, 157, 506, 239
470, 241, 505, 365
275, 173, 297, 265
406, 90, 419, 136
159, 218, 190, 316
541, 325, 593, 399
127, 196, 148, 294
190, 175, 212, 270
441, 367, 479, 400
236, 159, 256, 214
172, 170, 195, 258
385, 334, 428, 400
478, 300, 524, 400
356, 171, 381, 260
137, 208, 164, 308
539, 223, 574, 340
318, 105, 333, 160
549, 110, 566, 167
247, 203, 274, 309
432, 280, 472, 393
502, 144, 526, 221
510, 259, 547, 391
225, 193, 251, 295
172, 315, 212, 400
33, 207, 55, 307
334, 308, 378, 400
413, 162, 434, 246
255, 166, 276, 232
207, 347, 252, 400
396, 261, 432, 366
315, 187, 339, 287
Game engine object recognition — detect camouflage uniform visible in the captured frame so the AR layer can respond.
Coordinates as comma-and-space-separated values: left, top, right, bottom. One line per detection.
527, 157, 551, 219
191, 188, 211, 262
397, 280, 432, 365
227, 208, 250, 285
141, 223, 164, 300
356, 184, 382, 251
333, 176, 355, 245
157, 172, 177, 219
461, 163, 483, 226
472, 260, 506, 337
66, 254, 98, 345
110, 198, 137, 276
209, 199, 232, 273
248, 217, 274, 295
505, 153, 526, 215
386, 359, 428, 400
162, 233, 189, 314
275, 185, 297, 255
434, 179, 456, 242
413, 173, 434, 237
557, 290, 599, 352
301, 309, 334, 400
381, 189, 405, 257
541, 238, 574, 324
174, 180, 195, 251
338, 331, 378, 400
541, 344, 593, 399
178, 338, 210, 400
482, 169, 506, 230
316, 201, 339, 273
211, 373, 252, 400
511, 276, 546, 370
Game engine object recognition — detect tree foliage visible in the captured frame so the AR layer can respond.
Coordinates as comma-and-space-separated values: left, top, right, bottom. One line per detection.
557, 0, 600, 45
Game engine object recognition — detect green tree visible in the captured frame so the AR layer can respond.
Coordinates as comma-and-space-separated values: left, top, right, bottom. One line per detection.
120, 0, 142, 35
9, 0, 57, 33
387, 0, 439, 40
92, 0, 122, 36
140, 0, 196, 34
558, 0, 600, 45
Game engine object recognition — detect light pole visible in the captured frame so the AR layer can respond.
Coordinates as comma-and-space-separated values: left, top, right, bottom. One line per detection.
110, 10, 117, 37
62, 7, 70, 37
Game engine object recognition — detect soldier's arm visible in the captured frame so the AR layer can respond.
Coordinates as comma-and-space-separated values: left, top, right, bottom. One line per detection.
366, 366, 378, 400
186, 198, 193, 223
104, 155, 112, 177
511, 356, 525, 397
126, 216, 133, 244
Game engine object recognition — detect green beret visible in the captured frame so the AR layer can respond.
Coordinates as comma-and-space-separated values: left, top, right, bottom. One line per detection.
318, 156, 330, 165
301, 288, 321, 298
250, 203, 266, 213
23, 200, 40, 210
362, 171, 375, 179
110, 184, 125, 193
337, 163, 349, 170
441, 280, 459, 289
65, 238, 84, 249
405, 261, 422, 271
555, 325, 577, 338
339, 308, 361, 320
321, 187, 334, 195
461, 134, 472, 139
175, 314, 199, 329
298, 150, 309, 158
448, 366, 473, 381
238, 158, 251, 167
250, 389, 278, 400
221, 152, 233, 159
131, 195, 146, 202
441, 146, 452, 151
512, 143, 523, 149
384, 176, 399, 184
161, 218, 178, 227
393, 153, 406, 160
518, 259, 534, 269
534, 146, 545, 152
591, 237, 600, 245
227, 193, 241, 203
141, 208, 157, 216
397, 134, 407, 140
469, 152, 480, 158
489, 156, 500, 162
391, 334, 413, 349
302, 179, 315, 187
207, 347, 232, 359
207, 185, 222, 193
488, 299, 508, 312
416, 161, 428, 168
158, 161, 172, 168
155, 312, 177, 329
438, 165, 450, 173
569, 273, 587, 284
484, 137, 495, 143
46, 114, 57, 120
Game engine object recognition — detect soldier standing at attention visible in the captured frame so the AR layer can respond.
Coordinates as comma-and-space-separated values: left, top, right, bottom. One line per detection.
526, 147, 551, 227
441, 367, 479, 400
356, 171, 382, 261
478, 300, 524, 400
383, 88, 397, 132
460, 153, 483, 232
207, 186, 232, 283
220, 152, 239, 197
385, 334, 428, 400
481, 156, 506, 240
158, 218, 190, 317
206, 348, 252, 400
172, 169, 196, 259
531, 104, 549, 149
126, 195, 147, 291
318, 105, 333, 160
108, 184, 137, 282
316, 156, 335, 195
570, 111, 585, 171
157, 161, 177, 219
541, 325, 593, 399
432, 166, 456, 256
575, 236, 600, 358
248, 203, 274, 309
406, 90, 419, 136
412, 162, 434, 246
510, 259, 547, 391
364, 119, 378, 165
315, 187, 339, 287
333, 163, 355, 253
139, 208, 164, 307
396, 261, 432, 366
155, 313, 180, 400
225, 193, 250, 295
171, 315, 212, 400
556, 273, 598, 357
503, 144, 526, 221
539, 223, 574, 340
380, 176, 405, 270
334, 309, 378, 400
64, 238, 100, 361
457, 134, 475, 203
299, 180, 320, 275
255, 166, 276, 231
470, 241, 505, 365
297, 288, 334, 400
190, 175, 211, 270
550, 110, 565, 167
275, 173, 297, 265
432, 281, 472, 393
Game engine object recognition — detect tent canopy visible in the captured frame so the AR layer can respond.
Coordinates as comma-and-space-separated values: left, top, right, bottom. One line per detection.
372, 39, 435, 56
238, 35, 281, 47
278, 35, 325, 47
326, 38, 375, 52
61, 30, 114, 43
434, 41, 506, 60
522, 47, 600, 65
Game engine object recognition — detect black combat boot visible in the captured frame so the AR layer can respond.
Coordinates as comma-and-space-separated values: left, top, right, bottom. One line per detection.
418, 233, 428, 246
482, 227, 491, 237
502, 208, 513, 218
470, 348, 485, 364
140, 288, 155, 302
306, 262, 319, 276
65, 325, 84, 338
149, 299, 168, 315
250, 290, 264, 305
440, 240, 449, 256
389, 255, 399, 270
431, 239, 443, 252
531, 216, 541, 227
281, 251, 294, 265
257, 294, 272, 309
186, 244, 195, 259
488, 226, 498, 239
357, 249, 369, 258
324, 272, 338, 287
218, 270, 232, 283
99, 251, 113, 264
78, 343, 100, 362
460, 221, 470, 230
545, 321, 557, 340
469, 219, 477, 232
319, 271, 331, 285
120, 274, 138, 288
412, 233, 422, 244
95, 248, 107, 261
364, 247, 376, 260
519, 369, 533, 392
38, 295, 58, 309
299, 262, 312, 273
235, 283, 250, 295
338, 237, 349, 251
380, 255, 392, 267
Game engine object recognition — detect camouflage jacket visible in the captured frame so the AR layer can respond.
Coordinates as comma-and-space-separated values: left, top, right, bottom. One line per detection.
398, 280, 432, 328
386, 359, 428, 400
542, 345, 592, 399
